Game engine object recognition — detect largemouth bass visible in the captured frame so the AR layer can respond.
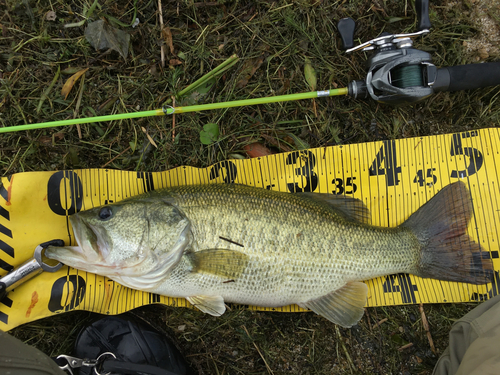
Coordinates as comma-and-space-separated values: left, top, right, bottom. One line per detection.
46, 181, 492, 328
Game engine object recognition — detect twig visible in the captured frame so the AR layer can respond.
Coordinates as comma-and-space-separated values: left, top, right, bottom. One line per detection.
365, 308, 372, 331
193, 2, 219, 7
158, 0, 165, 67
101, 146, 131, 168
242, 325, 274, 375
372, 317, 388, 328
419, 303, 436, 355
73, 72, 85, 139
398, 343, 413, 351
335, 326, 355, 374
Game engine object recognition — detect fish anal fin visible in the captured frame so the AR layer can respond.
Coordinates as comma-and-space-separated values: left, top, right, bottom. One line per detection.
300, 193, 371, 224
190, 249, 249, 279
187, 295, 226, 316
299, 282, 368, 328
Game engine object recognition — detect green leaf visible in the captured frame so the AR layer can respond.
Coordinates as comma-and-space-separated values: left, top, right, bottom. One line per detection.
129, 141, 137, 152
200, 123, 219, 145
286, 133, 310, 150
181, 77, 216, 106
388, 16, 405, 23
304, 58, 317, 91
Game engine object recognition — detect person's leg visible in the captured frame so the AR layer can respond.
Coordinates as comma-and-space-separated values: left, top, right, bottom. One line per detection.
433, 294, 500, 375
0, 330, 65, 375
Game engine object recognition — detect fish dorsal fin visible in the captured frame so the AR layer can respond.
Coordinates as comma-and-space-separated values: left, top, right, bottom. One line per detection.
187, 295, 226, 316
300, 193, 371, 224
299, 281, 368, 328
190, 249, 249, 279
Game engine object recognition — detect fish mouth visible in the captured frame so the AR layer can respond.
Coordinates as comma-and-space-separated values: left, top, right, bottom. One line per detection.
71, 214, 103, 261
45, 214, 104, 271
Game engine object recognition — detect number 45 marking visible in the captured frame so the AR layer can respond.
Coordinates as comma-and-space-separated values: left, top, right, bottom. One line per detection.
413, 168, 437, 187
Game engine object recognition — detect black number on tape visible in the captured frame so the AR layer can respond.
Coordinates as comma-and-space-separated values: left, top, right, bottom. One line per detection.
471, 271, 500, 302
47, 171, 83, 216
286, 150, 318, 193
0, 178, 14, 269
48, 275, 86, 312
0, 177, 9, 202
137, 172, 155, 192
210, 161, 238, 183
383, 273, 418, 304
0, 295, 13, 324
450, 133, 483, 178
470, 252, 498, 301
413, 168, 437, 187
332, 177, 357, 195
0, 258, 13, 273
369, 140, 401, 186
149, 293, 161, 303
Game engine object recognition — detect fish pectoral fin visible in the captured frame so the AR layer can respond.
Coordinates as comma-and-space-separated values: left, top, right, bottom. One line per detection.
187, 295, 226, 316
299, 281, 368, 328
300, 193, 371, 224
190, 249, 249, 279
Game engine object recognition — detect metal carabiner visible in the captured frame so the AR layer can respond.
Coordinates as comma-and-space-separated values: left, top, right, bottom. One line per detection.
56, 355, 98, 375
56, 352, 117, 375
94, 352, 117, 375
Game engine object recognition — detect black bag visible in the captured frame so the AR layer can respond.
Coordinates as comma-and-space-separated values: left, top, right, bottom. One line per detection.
73, 315, 192, 375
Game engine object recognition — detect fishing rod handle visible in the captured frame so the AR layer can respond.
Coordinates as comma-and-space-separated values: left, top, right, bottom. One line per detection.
433, 62, 500, 92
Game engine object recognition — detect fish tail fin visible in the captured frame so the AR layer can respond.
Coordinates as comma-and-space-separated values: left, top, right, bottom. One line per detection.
403, 181, 493, 285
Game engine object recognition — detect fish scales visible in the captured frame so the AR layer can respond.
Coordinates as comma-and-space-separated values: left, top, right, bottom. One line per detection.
149, 184, 419, 305
46, 182, 493, 327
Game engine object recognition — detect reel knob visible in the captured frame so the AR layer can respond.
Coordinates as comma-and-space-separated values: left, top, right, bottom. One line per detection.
416, 0, 431, 31
337, 18, 356, 50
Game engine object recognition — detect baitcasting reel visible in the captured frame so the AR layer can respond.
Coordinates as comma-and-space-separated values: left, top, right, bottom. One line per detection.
338, 0, 500, 105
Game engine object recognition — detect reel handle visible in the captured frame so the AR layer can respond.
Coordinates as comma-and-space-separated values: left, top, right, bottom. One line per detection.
433, 62, 500, 92
338, 18, 356, 50
416, 0, 431, 31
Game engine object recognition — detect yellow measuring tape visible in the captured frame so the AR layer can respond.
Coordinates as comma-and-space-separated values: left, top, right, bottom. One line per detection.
0, 128, 498, 331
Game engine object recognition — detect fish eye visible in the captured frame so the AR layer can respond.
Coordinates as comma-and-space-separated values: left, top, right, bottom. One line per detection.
98, 206, 113, 220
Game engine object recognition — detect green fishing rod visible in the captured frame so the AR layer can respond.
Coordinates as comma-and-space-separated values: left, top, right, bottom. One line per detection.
0, 88, 348, 134
3, 0, 500, 134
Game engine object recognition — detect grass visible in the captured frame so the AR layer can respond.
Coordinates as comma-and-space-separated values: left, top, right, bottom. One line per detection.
1, 0, 500, 373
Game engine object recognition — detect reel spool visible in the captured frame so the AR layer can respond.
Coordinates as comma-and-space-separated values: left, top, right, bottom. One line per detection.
391, 65, 425, 89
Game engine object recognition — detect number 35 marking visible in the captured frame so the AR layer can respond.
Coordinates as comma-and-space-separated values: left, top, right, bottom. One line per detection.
332, 177, 357, 195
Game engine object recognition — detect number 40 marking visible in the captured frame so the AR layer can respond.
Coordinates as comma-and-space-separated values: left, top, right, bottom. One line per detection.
368, 140, 401, 187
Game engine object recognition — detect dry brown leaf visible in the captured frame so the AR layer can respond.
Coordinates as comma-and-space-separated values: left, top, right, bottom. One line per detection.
162, 26, 175, 55
236, 55, 265, 89
243, 142, 272, 158
169, 59, 183, 66
141, 127, 158, 148
38, 136, 52, 146
61, 68, 88, 100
